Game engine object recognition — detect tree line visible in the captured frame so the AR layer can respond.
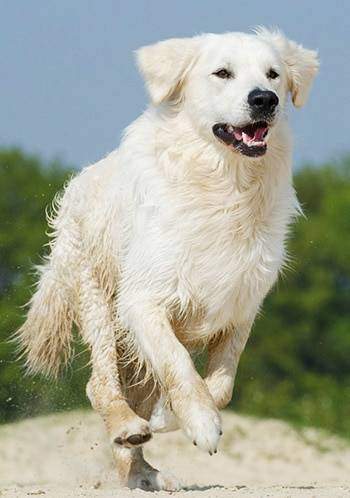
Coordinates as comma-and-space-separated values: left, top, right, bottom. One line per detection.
0, 148, 349, 437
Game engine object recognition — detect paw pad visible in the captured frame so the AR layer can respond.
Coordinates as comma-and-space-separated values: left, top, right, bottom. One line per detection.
114, 432, 152, 447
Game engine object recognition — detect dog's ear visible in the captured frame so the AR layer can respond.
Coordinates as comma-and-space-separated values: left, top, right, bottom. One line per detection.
136, 37, 198, 105
256, 28, 319, 108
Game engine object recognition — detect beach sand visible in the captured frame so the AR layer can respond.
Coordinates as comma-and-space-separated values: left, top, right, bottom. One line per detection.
1, 410, 350, 497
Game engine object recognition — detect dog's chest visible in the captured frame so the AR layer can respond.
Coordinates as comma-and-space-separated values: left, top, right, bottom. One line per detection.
173, 204, 283, 332
130, 168, 293, 337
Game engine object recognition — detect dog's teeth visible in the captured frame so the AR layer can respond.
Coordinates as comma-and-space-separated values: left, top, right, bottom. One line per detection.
242, 132, 250, 144
227, 125, 234, 133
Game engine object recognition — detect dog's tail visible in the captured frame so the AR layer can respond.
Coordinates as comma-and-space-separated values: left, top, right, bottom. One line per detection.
16, 264, 74, 377
16, 190, 79, 378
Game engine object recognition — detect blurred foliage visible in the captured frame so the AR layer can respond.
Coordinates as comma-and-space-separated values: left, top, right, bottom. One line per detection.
234, 160, 350, 436
0, 148, 90, 422
0, 147, 349, 437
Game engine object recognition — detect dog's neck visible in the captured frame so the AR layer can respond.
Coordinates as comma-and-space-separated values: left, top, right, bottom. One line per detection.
149, 105, 298, 238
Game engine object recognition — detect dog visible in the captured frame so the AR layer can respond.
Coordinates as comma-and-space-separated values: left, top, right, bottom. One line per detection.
17, 28, 318, 490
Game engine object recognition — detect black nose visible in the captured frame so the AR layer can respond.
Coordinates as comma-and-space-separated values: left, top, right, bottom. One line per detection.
248, 89, 279, 114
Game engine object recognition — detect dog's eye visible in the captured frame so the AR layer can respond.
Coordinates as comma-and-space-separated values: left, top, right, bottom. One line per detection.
213, 68, 232, 79
267, 69, 279, 80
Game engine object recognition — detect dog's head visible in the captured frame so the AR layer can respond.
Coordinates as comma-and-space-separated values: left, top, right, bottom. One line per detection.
136, 29, 319, 158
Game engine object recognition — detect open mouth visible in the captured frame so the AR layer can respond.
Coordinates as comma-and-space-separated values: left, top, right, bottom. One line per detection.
212, 121, 269, 157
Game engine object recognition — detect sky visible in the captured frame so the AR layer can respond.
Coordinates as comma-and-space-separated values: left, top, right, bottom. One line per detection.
1, 1, 349, 170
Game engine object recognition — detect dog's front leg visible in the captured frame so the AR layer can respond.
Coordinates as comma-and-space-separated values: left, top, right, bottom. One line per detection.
205, 323, 252, 409
120, 300, 222, 454
150, 323, 252, 432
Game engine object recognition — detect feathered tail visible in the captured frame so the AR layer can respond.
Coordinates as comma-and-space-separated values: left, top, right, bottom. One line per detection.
16, 262, 74, 377
16, 185, 80, 377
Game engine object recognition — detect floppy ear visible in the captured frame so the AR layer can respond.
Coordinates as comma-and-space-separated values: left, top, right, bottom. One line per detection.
256, 28, 319, 108
136, 37, 198, 105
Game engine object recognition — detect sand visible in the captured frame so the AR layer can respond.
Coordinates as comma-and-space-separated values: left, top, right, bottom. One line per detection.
1, 410, 350, 497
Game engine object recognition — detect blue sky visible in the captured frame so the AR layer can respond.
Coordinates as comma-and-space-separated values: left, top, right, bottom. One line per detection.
2, 1, 349, 169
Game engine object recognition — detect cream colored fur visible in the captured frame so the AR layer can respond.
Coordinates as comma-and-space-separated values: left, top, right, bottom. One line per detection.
17, 28, 318, 490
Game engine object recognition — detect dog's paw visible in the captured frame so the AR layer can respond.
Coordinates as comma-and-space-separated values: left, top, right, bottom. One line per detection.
153, 469, 182, 491
149, 397, 179, 433
181, 404, 222, 454
128, 467, 182, 492
111, 415, 152, 448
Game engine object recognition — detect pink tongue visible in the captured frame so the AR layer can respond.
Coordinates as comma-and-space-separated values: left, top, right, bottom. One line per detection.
253, 127, 267, 141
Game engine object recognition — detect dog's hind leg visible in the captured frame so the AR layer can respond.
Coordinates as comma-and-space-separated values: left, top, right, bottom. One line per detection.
113, 446, 181, 491
78, 257, 153, 486
80, 264, 180, 490
112, 377, 181, 491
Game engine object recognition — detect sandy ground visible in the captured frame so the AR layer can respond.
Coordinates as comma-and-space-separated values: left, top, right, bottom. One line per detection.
1, 410, 350, 498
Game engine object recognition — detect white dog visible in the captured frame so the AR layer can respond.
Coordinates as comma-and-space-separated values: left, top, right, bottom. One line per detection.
18, 28, 318, 490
